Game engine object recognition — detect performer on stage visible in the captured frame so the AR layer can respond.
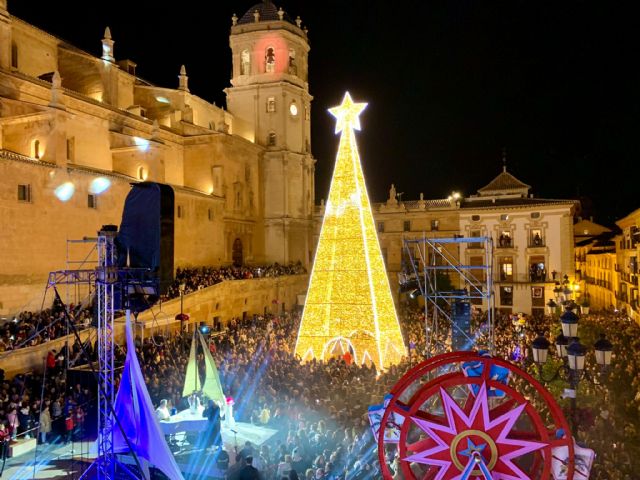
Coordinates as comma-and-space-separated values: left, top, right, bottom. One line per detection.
188, 392, 201, 415
202, 399, 223, 451
155, 399, 171, 421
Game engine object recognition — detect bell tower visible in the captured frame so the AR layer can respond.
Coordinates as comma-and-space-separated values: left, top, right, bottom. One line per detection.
226, 1, 314, 267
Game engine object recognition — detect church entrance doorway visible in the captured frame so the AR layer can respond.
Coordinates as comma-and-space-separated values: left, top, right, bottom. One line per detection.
232, 238, 243, 266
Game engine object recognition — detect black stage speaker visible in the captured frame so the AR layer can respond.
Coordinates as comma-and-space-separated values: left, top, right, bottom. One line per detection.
452, 297, 471, 351
116, 182, 175, 295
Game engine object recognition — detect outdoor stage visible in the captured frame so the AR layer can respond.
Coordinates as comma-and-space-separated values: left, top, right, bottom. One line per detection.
3, 420, 277, 479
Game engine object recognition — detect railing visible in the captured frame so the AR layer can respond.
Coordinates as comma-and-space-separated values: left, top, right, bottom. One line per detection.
496, 237, 513, 248
496, 273, 550, 283
528, 237, 546, 248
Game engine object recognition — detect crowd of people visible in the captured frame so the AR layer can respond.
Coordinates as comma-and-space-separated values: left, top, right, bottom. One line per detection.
0, 301, 91, 353
166, 262, 307, 299
0, 262, 307, 354
0, 293, 638, 478
0, 342, 95, 457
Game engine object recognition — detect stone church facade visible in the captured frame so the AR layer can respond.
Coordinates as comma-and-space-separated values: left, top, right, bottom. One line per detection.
0, 1, 314, 313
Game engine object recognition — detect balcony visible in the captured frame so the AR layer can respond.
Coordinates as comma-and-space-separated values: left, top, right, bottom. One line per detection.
496, 273, 550, 284
528, 236, 546, 248
496, 236, 514, 249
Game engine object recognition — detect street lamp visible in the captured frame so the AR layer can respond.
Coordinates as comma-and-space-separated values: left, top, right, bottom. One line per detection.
594, 334, 613, 367
555, 333, 569, 358
560, 306, 579, 338
566, 338, 587, 371
531, 334, 550, 364
531, 303, 613, 438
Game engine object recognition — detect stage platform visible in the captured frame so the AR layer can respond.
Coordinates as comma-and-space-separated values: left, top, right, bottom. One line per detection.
2, 421, 277, 479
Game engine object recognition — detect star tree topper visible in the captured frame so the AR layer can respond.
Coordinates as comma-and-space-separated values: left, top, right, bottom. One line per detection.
329, 91, 367, 133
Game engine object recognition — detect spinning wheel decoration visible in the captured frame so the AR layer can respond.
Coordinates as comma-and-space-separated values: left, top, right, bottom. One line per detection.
377, 352, 575, 479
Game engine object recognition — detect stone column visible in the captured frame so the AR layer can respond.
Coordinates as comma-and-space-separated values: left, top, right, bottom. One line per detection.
0, 2, 11, 70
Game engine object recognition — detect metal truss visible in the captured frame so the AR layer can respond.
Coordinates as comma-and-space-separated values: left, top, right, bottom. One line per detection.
96, 227, 118, 480
46, 226, 157, 480
402, 235, 495, 357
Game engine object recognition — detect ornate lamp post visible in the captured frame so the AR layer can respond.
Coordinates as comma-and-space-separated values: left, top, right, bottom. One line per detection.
530, 303, 613, 437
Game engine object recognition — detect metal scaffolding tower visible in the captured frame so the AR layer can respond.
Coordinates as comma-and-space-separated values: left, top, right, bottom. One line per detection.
96, 225, 118, 480
45, 225, 159, 480
401, 235, 495, 356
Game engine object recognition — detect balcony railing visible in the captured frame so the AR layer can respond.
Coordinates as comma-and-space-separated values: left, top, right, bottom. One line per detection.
496, 273, 550, 283
528, 237, 545, 248
496, 237, 514, 248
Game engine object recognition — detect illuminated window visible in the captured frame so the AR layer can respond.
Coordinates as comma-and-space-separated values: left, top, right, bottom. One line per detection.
377, 221, 384, 233
265, 46, 275, 73
498, 231, 512, 248
499, 256, 513, 281
289, 101, 298, 116
530, 229, 544, 247
403, 220, 411, 232
267, 132, 276, 146
32, 139, 41, 159
138, 166, 147, 180
267, 97, 276, 113
241, 49, 251, 75
66, 137, 75, 161
88, 194, 97, 209
17, 184, 31, 203
431, 219, 439, 231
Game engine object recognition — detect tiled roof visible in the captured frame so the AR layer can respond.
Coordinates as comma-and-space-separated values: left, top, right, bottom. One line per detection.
478, 168, 531, 193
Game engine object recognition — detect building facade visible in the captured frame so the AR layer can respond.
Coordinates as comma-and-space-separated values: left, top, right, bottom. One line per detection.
314, 166, 578, 315
614, 209, 640, 321
0, 1, 314, 314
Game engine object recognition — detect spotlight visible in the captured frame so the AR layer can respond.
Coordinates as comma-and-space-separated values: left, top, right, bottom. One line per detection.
54, 181, 75, 202
89, 177, 111, 194
199, 324, 211, 335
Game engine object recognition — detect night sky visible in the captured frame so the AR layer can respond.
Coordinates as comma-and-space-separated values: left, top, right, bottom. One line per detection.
10, 1, 638, 225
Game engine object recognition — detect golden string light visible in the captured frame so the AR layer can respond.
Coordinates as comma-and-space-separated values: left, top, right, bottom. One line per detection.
295, 92, 406, 371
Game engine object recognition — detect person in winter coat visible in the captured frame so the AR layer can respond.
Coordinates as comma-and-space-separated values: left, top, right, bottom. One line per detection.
39, 405, 52, 444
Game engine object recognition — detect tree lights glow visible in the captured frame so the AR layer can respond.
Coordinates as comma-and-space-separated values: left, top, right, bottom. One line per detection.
294, 92, 406, 371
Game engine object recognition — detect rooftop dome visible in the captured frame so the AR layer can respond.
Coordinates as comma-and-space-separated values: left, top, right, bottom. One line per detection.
238, 0, 294, 25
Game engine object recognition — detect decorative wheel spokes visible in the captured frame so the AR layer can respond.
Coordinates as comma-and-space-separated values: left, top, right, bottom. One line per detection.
377, 352, 575, 480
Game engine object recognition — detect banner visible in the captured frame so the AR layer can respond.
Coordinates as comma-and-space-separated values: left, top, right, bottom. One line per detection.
368, 394, 406, 443
552, 440, 594, 479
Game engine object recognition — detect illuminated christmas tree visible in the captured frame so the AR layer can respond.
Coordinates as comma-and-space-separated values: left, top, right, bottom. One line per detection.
295, 92, 406, 370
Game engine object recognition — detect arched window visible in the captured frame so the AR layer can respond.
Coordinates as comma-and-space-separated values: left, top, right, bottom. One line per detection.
31, 139, 41, 159
241, 49, 251, 75
267, 132, 276, 146
288, 48, 297, 74
138, 166, 147, 180
265, 46, 275, 73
